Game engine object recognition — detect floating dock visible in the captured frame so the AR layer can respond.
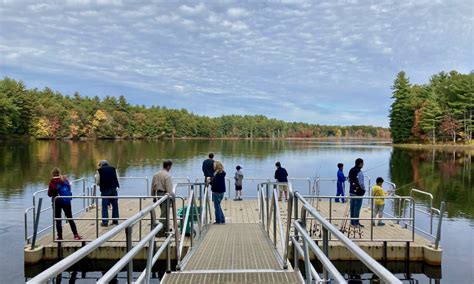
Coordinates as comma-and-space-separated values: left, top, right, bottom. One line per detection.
25, 199, 441, 265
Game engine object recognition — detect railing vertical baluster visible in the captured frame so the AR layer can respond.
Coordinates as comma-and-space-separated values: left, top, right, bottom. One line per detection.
95, 196, 99, 238
370, 197, 374, 241
303, 238, 312, 284
322, 227, 329, 280
139, 198, 143, 241
125, 226, 133, 283
31, 198, 43, 250
435, 202, 445, 250
165, 197, 171, 273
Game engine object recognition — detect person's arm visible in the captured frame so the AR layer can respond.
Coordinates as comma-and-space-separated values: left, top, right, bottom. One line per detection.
151, 174, 158, 194
274, 170, 277, 180
165, 175, 173, 194
95, 171, 100, 186
47, 181, 55, 197
357, 172, 365, 190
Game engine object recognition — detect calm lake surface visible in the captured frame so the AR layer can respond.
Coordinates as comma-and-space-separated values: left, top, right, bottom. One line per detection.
0, 140, 472, 283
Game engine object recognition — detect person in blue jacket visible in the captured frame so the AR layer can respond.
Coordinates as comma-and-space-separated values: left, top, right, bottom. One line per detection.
336, 163, 346, 203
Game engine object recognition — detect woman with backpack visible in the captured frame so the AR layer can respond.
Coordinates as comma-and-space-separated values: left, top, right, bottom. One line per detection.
48, 167, 82, 240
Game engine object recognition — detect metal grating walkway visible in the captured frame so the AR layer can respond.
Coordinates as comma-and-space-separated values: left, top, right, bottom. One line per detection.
162, 224, 301, 283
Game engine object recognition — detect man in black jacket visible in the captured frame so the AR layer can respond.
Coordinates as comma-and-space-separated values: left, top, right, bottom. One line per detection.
348, 158, 365, 227
202, 153, 215, 183
96, 160, 120, 227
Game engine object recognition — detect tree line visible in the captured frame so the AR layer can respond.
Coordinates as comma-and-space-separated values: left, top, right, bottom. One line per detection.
0, 77, 389, 140
389, 70, 473, 144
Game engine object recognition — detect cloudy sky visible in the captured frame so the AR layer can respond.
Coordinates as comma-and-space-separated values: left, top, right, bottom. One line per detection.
0, 0, 472, 126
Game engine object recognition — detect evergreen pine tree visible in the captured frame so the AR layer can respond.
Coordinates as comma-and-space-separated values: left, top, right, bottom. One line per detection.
389, 71, 414, 143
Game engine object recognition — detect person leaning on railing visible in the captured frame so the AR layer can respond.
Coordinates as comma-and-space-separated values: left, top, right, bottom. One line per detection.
48, 167, 82, 240
96, 160, 120, 227
151, 160, 174, 237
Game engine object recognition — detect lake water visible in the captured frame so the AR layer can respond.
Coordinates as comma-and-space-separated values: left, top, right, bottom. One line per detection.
0, 140, 472, 283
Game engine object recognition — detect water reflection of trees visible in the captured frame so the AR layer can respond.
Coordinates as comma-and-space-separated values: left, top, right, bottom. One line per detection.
390, 147, 473, 218
3, 140, 382, 197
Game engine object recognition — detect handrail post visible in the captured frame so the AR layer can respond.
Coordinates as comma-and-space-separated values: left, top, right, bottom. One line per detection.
435, 201, 445, 250
165, 197, 171, 273
125, 226, 133, 283
273, 192, 277, 247
82, 179, 86, 211
322, 227, 329, 281
303, 238, 312, 284
95, 196, 99, 238
370, 198, 374, 241
145, 209, 156, 284
31, 198, 43, 250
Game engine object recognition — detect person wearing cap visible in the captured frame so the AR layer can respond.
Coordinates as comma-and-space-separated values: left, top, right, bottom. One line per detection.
234, 165, 244, 201
372, 177, 387, 226
96, 160, 120, 227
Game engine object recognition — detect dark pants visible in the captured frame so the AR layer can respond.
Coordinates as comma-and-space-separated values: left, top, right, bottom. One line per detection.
350, 196, 363, 225
336, 182, 345, 202
212, 192, 225, 223
101, 188, 119, 225
55, 203, 78, 238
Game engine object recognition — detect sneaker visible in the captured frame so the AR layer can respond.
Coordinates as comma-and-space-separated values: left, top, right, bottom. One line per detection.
233, 198, 239, 201
100, 223, 109, 227
350, 224, 359, 228
112, 221, 119, 225
377, 222, 385, 226
358, 223, 365, 228
74, 234, 83, 240
56, 236, 63, 241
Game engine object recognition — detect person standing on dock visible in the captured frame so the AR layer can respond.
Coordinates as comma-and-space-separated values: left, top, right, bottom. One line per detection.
96, 160, 120, 227
372, 177, 387, 226
274, 161, 289, 201
209, 160, 226, 224
234, 165, 244, 201
202, 153, 215, 184
348, 158, 366, 227
48, 167, 82, 240
336, 163, 346, 203
151, 160, 174, 237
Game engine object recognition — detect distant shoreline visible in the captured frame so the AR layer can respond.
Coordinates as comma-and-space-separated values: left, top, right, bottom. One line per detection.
393, 143, 474, 150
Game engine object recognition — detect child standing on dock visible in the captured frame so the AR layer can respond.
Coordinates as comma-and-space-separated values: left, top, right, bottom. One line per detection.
336, 163, 346, 203
48, 167, 82, 240
372, 177, 387, 226
234, 165, 244, 201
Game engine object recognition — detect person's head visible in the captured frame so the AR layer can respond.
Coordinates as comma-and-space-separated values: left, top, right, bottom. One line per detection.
208, 153, 214, 159
355, 158, 364, 168
214, 160, 224, 172
337, 163, 344, 170
98, 160, 109, 168
163, 160, 173, 171
376, 177, 384, 185
275, 161, 281, 168
51, 167, 61, 177
236, 165, 242, 171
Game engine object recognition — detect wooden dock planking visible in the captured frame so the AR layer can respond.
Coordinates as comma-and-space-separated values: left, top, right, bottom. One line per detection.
25, 198, 441, 265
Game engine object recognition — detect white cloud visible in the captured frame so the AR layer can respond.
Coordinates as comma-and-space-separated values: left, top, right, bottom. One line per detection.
179, 3, 206, 15
227, 7, 248, 18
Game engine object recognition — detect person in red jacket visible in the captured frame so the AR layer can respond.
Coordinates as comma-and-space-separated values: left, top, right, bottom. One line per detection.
48, 167, 82, 240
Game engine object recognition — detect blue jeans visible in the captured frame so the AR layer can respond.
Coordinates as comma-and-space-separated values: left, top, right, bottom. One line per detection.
101, 188, 119, 225
212, 192, 225, 224
350, 196, 362, 225
336, 182, 345, 202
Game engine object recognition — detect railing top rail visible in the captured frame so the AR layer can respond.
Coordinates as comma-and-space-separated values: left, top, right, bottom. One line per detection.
296, 192, 402, 284
27, 194, 171, 283
411, 188, 434, 200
